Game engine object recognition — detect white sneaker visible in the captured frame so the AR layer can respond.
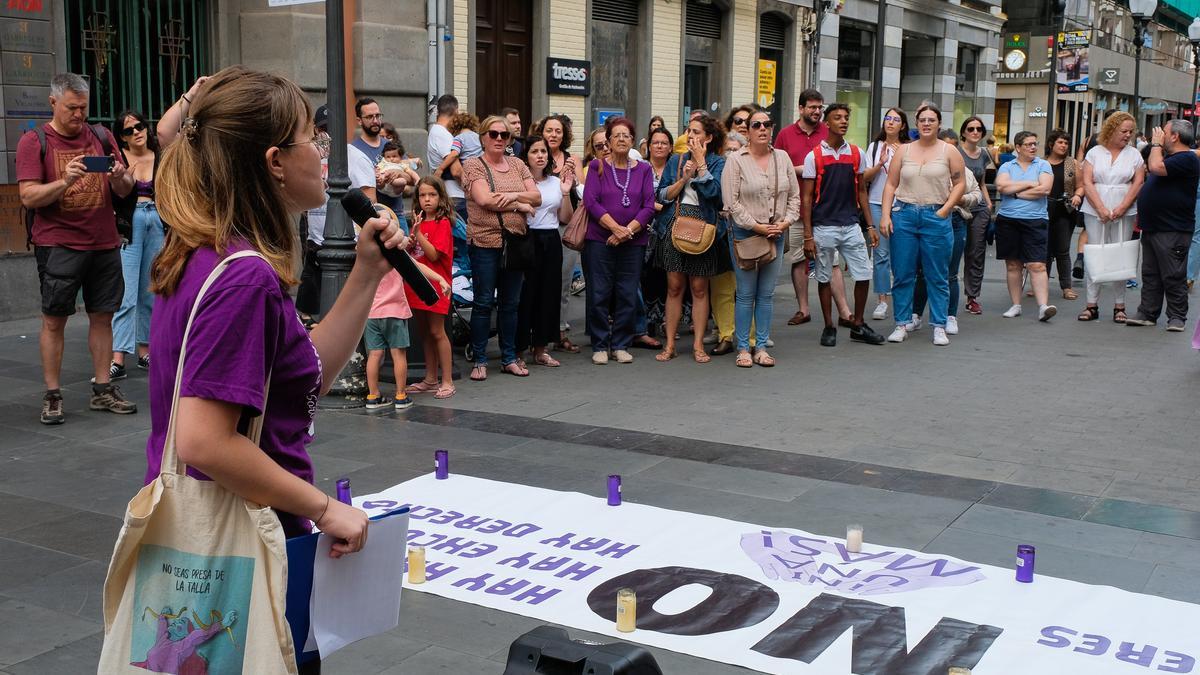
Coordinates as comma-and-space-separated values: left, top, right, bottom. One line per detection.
872, 302, 889, 320
613, 349, 634, 363
1038, 304, 1057, 322
1002, 304, 1022, 318
592, 351, 609, 365
887, 325, 907, 343
905, 314, 923, 332
945, 316, 959, 335
932, 327, 950, 346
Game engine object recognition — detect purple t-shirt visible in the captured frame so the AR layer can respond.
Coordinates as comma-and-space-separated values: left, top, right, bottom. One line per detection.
583, 158, 656, 245
144, 245, 322, 538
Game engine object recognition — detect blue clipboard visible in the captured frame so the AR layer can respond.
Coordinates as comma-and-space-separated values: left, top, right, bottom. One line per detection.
285, 506, 410, 664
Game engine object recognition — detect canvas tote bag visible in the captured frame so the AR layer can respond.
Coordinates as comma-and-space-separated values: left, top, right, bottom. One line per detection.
99, 250, 298, 675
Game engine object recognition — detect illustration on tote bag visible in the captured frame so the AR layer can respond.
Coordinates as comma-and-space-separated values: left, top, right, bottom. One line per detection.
129, 545, 255, 674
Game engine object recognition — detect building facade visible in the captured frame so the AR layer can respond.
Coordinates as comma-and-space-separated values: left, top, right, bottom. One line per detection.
996, 0, 1200, 147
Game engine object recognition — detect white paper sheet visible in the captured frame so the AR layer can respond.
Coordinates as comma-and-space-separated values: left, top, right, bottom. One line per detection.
305, 512, 409, 656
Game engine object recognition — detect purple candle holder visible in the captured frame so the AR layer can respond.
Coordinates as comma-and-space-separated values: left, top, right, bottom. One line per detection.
435, 449, 449, 480
335, 479, 352, 505
1015, 544, 1035, 583
607, 475, 622, 506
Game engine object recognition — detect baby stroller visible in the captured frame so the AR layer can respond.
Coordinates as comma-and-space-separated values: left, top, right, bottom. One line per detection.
447, 216, 496, 362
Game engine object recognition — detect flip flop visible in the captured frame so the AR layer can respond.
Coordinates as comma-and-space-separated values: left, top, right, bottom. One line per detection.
434, 385, 456, 399
406, 380, 439, 394
470, 365, 487, 381
501, 362, 530, 377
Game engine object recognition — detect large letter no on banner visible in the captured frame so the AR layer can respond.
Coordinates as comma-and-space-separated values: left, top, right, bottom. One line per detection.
586, 567, 780, 636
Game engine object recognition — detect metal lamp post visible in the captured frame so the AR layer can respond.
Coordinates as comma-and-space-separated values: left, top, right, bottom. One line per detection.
1188, 18, 1200, 123
316, 0, 367, 408
1129, 0, 1157, 130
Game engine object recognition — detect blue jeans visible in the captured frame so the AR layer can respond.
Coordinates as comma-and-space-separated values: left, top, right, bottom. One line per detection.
468, 245, 523, 366
733, 237, 785, 351
1190, 227, 1200, 282
914, 212, 968, 318
113, 202, 165, 355
868, 202, 891, 295
582, 240, 644, 351
890, 202, 953, 328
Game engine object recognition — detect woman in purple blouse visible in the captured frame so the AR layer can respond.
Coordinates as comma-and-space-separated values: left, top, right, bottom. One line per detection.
582, 116, 656, 364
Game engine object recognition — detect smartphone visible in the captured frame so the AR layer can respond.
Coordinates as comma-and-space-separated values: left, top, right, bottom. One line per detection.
82, 156, 114, 173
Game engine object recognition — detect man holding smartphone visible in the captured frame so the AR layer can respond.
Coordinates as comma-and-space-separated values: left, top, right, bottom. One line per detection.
16, 72, 136, 425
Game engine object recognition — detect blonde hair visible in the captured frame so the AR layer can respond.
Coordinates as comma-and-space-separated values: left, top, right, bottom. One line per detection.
152, 66, 309, 295
476, 115, 512, 136
1098, 111, 1135, 146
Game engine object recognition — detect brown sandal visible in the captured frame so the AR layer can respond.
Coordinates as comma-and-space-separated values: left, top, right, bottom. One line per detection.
655, 349, 677, 362
1077, 306, 1099, 321
1062, 288, 1078, 300
558, 331, 581, 353
534, 352, 561, 367
693, 350, 711, 364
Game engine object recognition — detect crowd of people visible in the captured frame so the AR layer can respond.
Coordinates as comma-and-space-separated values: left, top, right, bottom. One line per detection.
16, 74, 1200, 423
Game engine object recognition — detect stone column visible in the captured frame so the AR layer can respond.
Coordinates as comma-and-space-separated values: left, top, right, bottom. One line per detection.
651, 0, 683, 135
933, 21, 959, 118
817, 10, 840, 100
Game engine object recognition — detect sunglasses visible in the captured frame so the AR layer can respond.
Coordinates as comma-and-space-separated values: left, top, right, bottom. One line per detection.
750, 120, 774, 130
485, 130, 512, 140
965, 126, 984, 133
733, 116, 748, 126
121, 122, 147, 137
594, 142, 609, 151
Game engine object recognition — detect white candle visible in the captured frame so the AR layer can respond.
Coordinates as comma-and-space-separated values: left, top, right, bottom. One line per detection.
846, 524, 863, 553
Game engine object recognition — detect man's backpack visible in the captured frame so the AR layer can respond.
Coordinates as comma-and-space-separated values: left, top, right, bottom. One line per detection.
20, 123, 125, 249
811, 143, 862, 205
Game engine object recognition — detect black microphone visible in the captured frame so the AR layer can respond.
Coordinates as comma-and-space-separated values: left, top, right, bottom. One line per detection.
339, 188, 440, 306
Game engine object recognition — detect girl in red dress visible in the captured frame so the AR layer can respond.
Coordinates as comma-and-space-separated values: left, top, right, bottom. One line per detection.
404, 176, 457, 398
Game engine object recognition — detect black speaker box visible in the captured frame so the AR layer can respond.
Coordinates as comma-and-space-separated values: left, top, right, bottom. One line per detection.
502, 625, 663, 675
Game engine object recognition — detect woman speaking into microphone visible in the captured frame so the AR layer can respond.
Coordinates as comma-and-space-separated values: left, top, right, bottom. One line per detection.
144, 66, 402, 553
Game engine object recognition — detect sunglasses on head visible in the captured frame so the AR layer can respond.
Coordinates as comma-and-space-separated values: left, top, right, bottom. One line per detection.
121, 122, 147, 137
733, 116, 748, 126
750, 120, 774, 130
485, 130, 511, 140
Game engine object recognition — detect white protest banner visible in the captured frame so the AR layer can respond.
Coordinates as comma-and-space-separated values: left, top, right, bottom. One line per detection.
352, 474, 1199, 674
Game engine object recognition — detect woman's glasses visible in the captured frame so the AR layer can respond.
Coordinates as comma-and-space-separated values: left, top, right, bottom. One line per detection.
121, 122, 147, 137
733, 116, 748, 126
965, 126, 984, 133
593, 142, 609, 151
883, 115, 901, 123
485, 130, 511, 140
750, 120, 774, 130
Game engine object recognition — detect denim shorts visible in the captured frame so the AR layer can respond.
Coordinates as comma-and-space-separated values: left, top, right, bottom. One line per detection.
813, 225, 872, 283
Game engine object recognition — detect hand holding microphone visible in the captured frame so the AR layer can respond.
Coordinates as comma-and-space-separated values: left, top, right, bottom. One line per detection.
340, 188, 440, 305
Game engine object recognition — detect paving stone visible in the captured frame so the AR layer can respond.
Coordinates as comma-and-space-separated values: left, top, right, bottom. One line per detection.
0, 493, 81, 536
923, 528, 1155, 595
1084, 498, 1200, 539
0, 560, 106, 622
978, 483, 1098, 520
319, 630, 428, 674
1141, 564, 1200, 605
5, 511, 122, 562
392, 591, 543, 659
633, 457, 822, 502
788, 481, 973, 524
378, 644, 503, 674
0, 599, 100, 668
950, 504, 1143, 557
3, 631, 101, 675
494, 438, 668, 477
1004, 465, 1116, 496
0, 538, 90, 593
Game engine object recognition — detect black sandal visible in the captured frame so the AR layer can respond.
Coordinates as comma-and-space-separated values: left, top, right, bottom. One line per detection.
1113, 307, 1127, 324
1077, 306, 1099, 321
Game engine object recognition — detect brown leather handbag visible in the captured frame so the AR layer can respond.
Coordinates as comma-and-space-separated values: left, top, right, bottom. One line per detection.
733, 152, 780, 270
669, 155, 717, 255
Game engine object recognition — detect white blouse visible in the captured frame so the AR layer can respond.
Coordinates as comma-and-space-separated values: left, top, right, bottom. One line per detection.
1082, 145, 1144, 217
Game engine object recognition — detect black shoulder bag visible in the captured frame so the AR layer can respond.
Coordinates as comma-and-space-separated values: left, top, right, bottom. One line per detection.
482, 158, 534, 271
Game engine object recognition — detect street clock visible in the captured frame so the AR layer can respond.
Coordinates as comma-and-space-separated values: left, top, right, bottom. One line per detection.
1004, 48, 1027, 72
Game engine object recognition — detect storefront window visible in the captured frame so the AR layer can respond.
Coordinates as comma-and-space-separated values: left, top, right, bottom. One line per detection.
835, 88, 872, 147
836, 23, 873, 147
